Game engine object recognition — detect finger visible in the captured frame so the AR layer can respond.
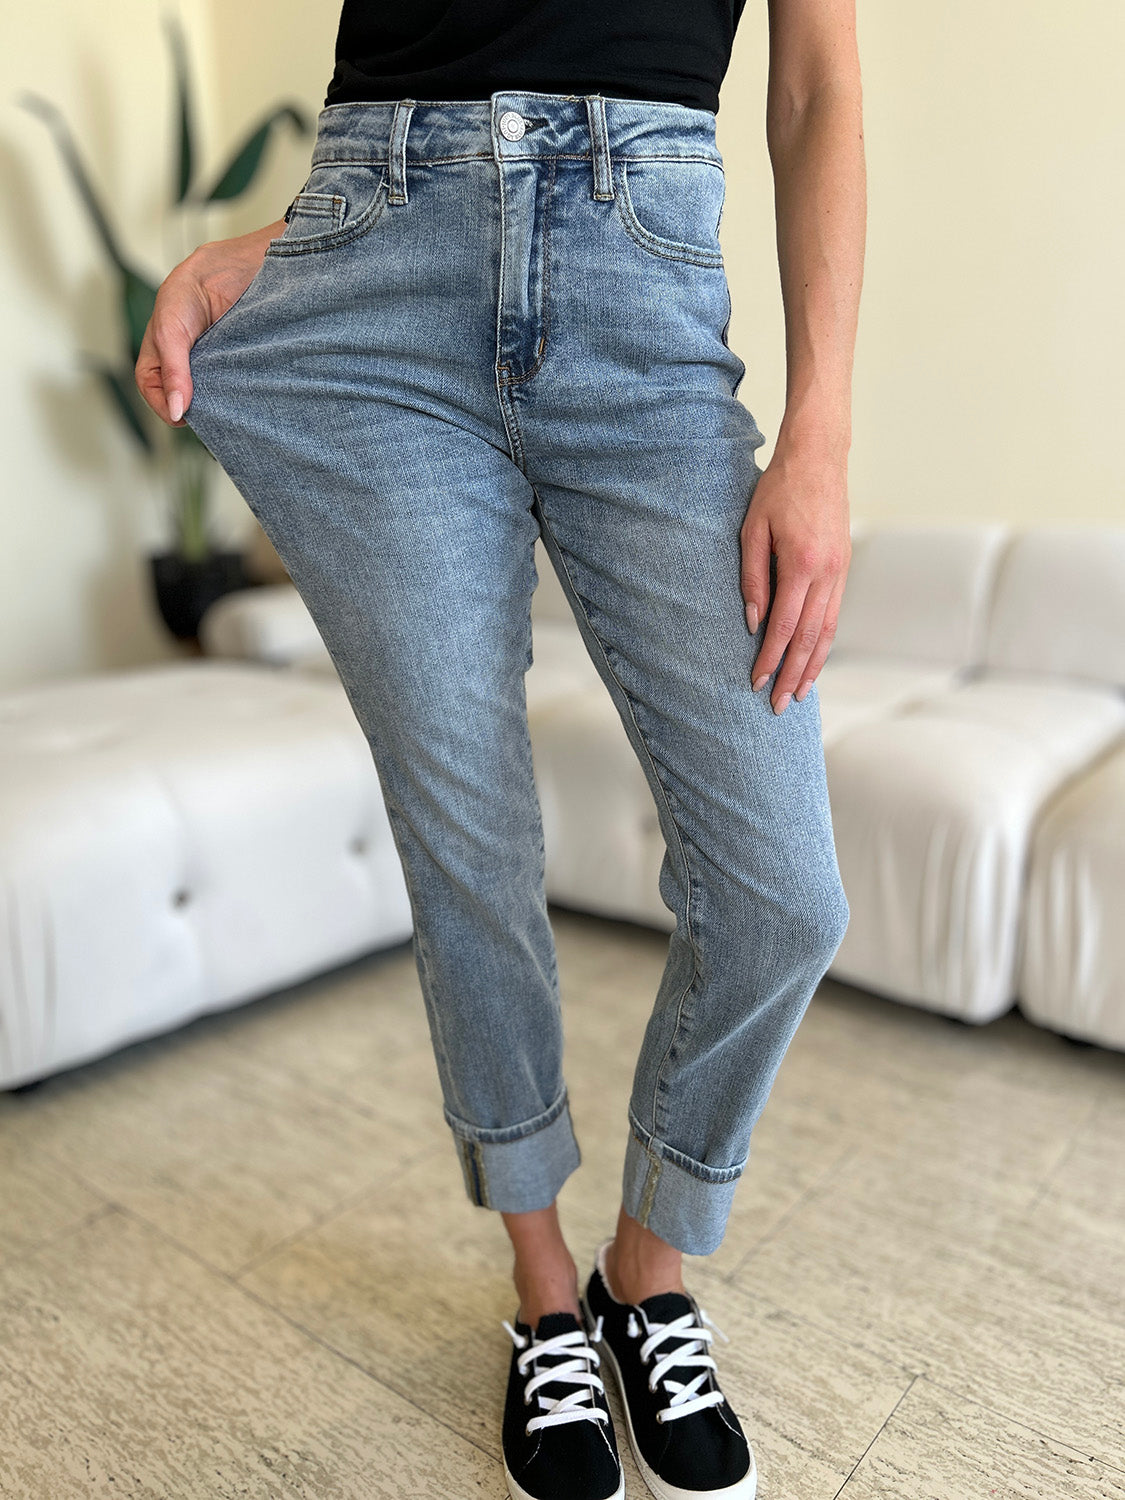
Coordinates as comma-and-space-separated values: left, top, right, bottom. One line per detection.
750, 550, 813, 693
769, 574, 834, 712
134, 322, 169, 420
793, 570, 848, 702
135, 308, 197, 427
740, 515, 773, 636
155, 318, 196, 427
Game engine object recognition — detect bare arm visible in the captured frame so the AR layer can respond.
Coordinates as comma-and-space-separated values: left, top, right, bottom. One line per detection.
740, 0, 866, 713
135, 217, 287, 426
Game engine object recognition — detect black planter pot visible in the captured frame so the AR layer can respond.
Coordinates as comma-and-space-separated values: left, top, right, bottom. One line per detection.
149, 548, 250, 641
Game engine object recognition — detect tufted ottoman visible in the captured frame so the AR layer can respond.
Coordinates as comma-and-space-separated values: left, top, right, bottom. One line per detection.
0, 661, 412, 1089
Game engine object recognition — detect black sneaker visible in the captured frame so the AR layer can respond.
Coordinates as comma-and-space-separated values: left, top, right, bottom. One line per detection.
582, 1242, 757, 1500
501, 1309, 625, 1500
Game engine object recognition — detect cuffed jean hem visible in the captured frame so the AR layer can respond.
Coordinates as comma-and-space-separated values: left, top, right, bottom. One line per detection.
445, 1091, 582, 1213
622, 1115, 746, 1257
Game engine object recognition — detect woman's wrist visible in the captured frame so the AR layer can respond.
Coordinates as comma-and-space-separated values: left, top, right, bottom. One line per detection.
774, 402, 852, 470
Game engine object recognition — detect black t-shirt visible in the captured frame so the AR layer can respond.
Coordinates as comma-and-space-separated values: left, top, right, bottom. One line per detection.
325, 1, 748, 117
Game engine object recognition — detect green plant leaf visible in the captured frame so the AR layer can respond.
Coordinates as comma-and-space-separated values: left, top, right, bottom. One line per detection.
201, 104, 310, 202
19, 92, 129, 269
81, 356, 156, 455
20, 89, 161, 360
169, 422, 216, 560
164, 12, 196, 203
122, 266, 160, 365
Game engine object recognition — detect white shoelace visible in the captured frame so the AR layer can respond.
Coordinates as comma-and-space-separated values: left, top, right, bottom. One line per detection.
627, 1305, 731, 1423
503, 1317, 610, 1436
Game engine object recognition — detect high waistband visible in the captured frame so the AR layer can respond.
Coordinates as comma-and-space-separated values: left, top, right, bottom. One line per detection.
311, 91, 722, 175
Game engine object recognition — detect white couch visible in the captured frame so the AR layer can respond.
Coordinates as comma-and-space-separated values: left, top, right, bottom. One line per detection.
2, 521, 1121, 1089
201, 521, 1125, 1050
821, 526, 1125, 1028
0, 663, 411, 1088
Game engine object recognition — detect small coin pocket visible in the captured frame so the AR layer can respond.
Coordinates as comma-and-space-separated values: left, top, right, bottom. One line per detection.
269, 162, 389, 255
286, 191, 345, 237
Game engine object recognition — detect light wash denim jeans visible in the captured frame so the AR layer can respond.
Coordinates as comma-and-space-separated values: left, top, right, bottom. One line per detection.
185, 91, 850, 1256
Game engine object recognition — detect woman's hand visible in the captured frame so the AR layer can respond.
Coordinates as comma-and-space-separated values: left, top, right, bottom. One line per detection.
740, 442, 851, 715
135, 219, 286, 427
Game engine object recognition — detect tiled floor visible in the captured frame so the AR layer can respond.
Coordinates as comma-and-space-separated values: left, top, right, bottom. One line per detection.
1, 908, 1123, 1498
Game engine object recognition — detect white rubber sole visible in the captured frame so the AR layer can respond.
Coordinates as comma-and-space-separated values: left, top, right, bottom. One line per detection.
504, 1458, 626, 1500
581, 1296, 758, 1500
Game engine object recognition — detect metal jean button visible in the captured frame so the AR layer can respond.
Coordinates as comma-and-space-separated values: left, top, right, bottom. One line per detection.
499, 111, 527, 142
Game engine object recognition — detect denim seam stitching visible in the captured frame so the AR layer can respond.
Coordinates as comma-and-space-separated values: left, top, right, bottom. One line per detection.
370, 775, 465, 1119
444, 1085, 572, 1145
287, 196, 343, 223
721, 278, 747, 399
492, 132, 518, 460
322, 92, 712, 114
529, 498, 704, 1147
459, 1137, 490, 1208
616, 208, 724, 268
629, 1111, 747, 1185
523, 559, 557, 1005
638, 1152, 662, 1225
614, 159, 725, 268
497, 154, 556, 388
264, 169, 390, 257
310, 152, 722, 168
496, 386, 527, 470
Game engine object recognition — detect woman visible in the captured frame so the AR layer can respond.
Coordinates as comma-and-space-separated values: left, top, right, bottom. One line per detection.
137, 3, 864, 1496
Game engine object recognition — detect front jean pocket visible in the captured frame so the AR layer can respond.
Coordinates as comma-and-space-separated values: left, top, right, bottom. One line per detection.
266, 160, 390, 257
189, 257, 271, 359
614, 155, 727, 268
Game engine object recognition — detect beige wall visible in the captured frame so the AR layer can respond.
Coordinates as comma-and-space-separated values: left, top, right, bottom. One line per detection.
205, 0, 340, 235
2, 1, 1122, 689
0, 0, 321, 691
720, 1, 1125, 526
214, 0, 1125, 531
2, 0, 201, 688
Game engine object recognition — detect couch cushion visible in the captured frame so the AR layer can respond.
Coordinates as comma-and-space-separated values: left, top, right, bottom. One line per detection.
814, 657, 962, 746
824, 675, 1125, 1022
201, 584, 333, 672
832, 523, 1008, 668
982, 526, 1125, 688
0, 663, 411, 1088
531, 538, 575, 626
527, 689, 673, 931
1019, 737, 1125, 1049
901, 670, 1125, 767
526, 620, 607, 713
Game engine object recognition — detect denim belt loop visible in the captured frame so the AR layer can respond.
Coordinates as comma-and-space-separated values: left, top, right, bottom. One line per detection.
387, 98, 416, 206
585, 94, 614, 202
